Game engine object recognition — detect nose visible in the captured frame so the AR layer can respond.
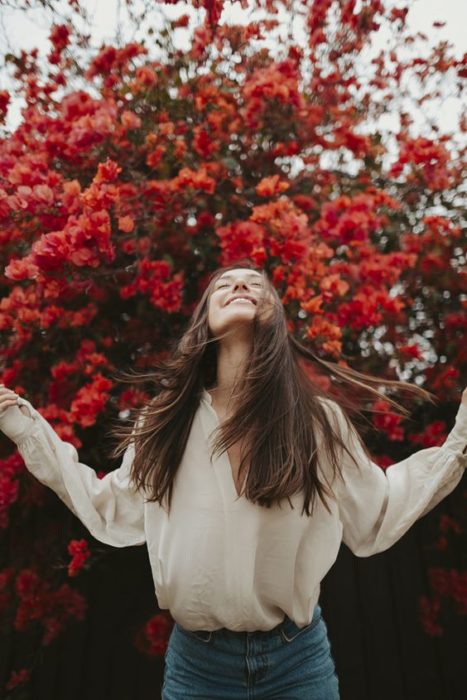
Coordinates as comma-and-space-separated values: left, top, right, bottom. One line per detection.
232, 278, 249, 291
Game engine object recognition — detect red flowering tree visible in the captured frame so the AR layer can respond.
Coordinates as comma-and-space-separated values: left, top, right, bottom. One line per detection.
0, 0, 465, 693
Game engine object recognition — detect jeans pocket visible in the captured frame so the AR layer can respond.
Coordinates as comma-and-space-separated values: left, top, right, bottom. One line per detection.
183, 629, 213, 643
279, 611, 322, 644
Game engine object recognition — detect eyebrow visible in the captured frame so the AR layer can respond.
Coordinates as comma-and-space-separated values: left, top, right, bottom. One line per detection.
216, 273, 263, 282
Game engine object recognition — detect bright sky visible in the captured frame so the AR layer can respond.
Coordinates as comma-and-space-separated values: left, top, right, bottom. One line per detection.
1, 0, 466, 139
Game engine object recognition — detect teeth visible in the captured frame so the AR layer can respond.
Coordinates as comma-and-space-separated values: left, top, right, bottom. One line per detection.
229, 298, 254, 305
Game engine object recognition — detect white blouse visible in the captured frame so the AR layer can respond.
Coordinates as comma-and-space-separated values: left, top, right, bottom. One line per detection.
2, 390, 466, 632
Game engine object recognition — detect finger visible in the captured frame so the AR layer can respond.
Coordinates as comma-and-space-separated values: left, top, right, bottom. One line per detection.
0, 394, 19, 401
0, 402, 19, 413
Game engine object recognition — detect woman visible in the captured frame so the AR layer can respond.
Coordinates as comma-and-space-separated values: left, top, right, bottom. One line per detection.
1, 263, 466, 700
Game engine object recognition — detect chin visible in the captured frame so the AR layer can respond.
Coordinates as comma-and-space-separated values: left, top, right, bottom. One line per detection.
212, 315, 255, 337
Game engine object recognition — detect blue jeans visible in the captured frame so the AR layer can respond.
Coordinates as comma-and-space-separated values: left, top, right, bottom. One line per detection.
162, 603, 340, 699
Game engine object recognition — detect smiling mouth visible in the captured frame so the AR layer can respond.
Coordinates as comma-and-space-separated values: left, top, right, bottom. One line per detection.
225, 297, 256, 306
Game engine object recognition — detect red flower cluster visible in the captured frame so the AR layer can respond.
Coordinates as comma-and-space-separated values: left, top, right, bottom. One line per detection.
0, 566, 15, 621
67, 538, 90, 577
157, 0, 225, 28
0, 0, 464, 671
0, 90, 10, 122
407, 419, 449, 449
419, 595, 443, 636
313, 191, 401, 245
134, 612, 174, 656
389, 137, 454, 191
5, 667, 30, 692
48, 24, 71, 65
0, 452, 24, 529
419, 567, 467, 636
86, 43, 148, 89
120, 259, 184, 312
70, 373, 114, 428
14, 568, 87, 644
434, 514, 463, 551
370, 398, 405, 442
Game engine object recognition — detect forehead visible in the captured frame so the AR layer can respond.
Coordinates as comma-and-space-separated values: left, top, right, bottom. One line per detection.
215, 268, 263, 282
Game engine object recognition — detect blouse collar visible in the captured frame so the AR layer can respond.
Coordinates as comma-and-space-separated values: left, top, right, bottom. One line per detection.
201, 388, 213, 405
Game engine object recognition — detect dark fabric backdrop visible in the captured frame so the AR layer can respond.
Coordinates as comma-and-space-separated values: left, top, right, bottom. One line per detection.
1, 472, 465, 700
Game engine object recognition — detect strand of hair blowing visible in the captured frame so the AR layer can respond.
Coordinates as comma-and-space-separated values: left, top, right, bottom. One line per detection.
107, 264, 437, 517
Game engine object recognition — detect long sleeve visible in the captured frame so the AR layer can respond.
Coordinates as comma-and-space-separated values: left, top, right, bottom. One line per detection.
321, 398, 467, 557
0, 397, 146, 547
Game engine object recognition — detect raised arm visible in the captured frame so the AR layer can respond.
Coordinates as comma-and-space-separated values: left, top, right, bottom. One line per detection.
0, 394, 146, 548
321, 394, 467, 557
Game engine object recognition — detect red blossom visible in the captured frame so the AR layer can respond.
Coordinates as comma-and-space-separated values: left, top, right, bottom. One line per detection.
70, 373, 113, 428
14, 568, 86, 644
398, 343, 423, 360
419, 595, 443, 636
86, 43, 147, 80
0, 472, 20, 529
0, 90, 10, 121
94, 159, 122, 184
173, 14, 190, 28
203, 0, 225, 27
146, 145, 166, 168
5, 668, 30, 691
67, 539, 90, 577
49, 24, 71, 51
371, 399, 405, 442
427, 568, 467, 615
217, 220, 267, 266
439, 515, 462, 536
120, 259, 184, 312
134, 612, 174, 656
407, 419, 448, 448
134, 65, 158, 86
193, 126, 219, 158
373, 454, 394, 471
389, 137, 453, 191
174, 166, 216, 194
256, 175, 290, 197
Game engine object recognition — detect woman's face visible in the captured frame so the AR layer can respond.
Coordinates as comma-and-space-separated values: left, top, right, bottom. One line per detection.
207, 268, 274, 338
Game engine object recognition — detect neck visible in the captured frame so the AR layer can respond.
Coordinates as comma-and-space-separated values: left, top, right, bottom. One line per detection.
211, 333, 251, 409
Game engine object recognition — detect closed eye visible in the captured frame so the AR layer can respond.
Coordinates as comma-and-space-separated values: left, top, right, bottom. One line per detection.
215, 281, 262, 289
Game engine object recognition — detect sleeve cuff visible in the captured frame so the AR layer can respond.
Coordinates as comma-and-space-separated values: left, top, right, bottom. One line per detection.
443, 401, 467, 456
0, 397, 40, 444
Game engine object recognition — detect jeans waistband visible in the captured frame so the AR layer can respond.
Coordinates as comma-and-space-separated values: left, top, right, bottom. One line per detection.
180, 603, 322, 641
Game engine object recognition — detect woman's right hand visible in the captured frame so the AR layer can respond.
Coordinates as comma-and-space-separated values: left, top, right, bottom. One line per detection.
0, 384, 35, 442
0, 384, 21, 413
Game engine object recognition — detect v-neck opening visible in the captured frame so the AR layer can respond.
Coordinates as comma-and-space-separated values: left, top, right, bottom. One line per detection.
201, 389, 247, 501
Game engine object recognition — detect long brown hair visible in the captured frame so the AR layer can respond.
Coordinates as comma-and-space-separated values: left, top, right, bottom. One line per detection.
107, 261, 436, 517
